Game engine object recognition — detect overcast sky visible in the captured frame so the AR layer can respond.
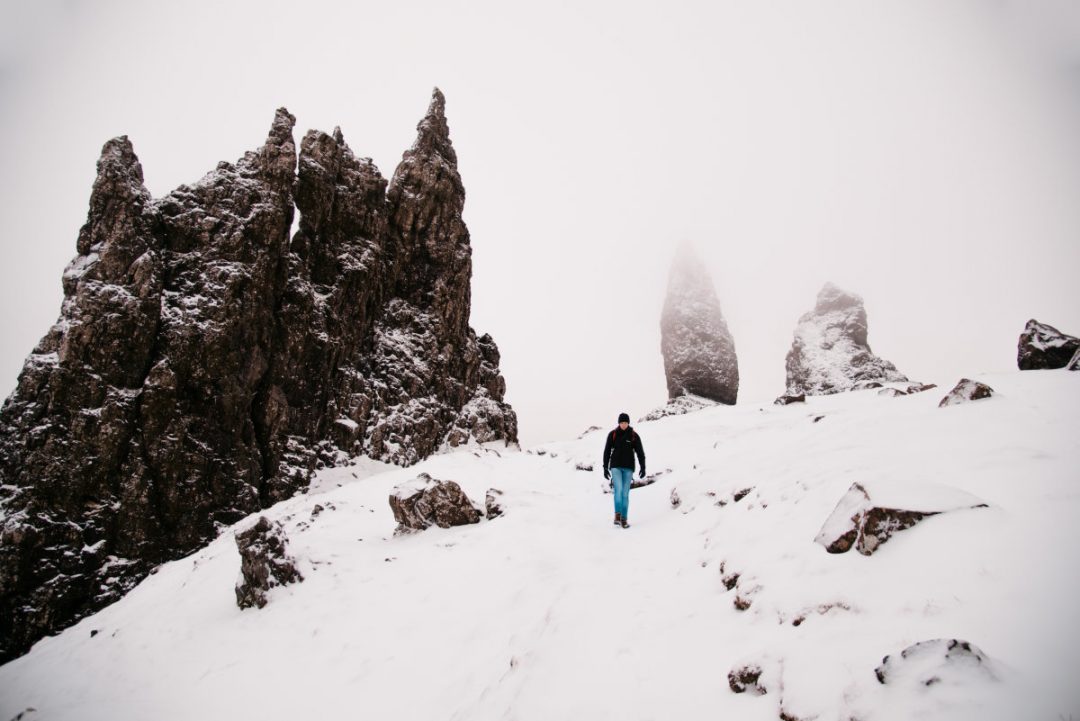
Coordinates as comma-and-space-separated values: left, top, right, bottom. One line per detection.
2, 0, 1079, 446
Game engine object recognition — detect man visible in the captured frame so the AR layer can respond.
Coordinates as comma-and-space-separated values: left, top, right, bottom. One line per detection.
602, 412, 646, 529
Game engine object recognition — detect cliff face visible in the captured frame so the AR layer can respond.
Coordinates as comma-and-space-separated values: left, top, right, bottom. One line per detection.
785, 283, 907, 396
660, 245, 739, 405
0, 90, 516, 661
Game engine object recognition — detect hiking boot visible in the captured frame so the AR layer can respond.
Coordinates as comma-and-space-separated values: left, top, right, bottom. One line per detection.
621, 519, 630, 529
614, 513, 622, 526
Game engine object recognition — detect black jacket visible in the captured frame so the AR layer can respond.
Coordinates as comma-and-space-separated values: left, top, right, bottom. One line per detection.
603, 426, 645, 471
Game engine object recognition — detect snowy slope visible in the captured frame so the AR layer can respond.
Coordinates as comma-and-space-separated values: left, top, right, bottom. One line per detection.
1, 370, 1078, 721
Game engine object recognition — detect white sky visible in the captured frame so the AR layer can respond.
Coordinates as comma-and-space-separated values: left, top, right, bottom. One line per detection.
2, 0, 1079, 446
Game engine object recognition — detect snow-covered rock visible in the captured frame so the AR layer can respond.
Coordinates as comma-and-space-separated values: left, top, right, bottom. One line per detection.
1069, 347, 1080, 371
660, 245, 739, 405
785, 283, 907, 396
0, 90, 516, 661
774, 393, 806, 405
484, 488, 505, 520
389, 473, 483, 533
815, 481, 988, 555
874, 639, 998, 687
1017, 319, 1080, 370
234, 517, 304, 610
639, 394, 717, 422
938, 379, 994, 408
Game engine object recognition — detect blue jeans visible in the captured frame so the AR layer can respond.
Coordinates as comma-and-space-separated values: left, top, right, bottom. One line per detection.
611, 467, 632, 519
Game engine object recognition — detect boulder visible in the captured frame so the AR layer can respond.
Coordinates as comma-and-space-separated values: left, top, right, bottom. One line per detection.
389, 473, 483, 533
875, 639, 997, 686
938, 379, 994, 408
235, 517, 304, 610
815, 481, 987, 555
639, 395, 717, 422
728, 664, 767, 695
785, 283, 907, 396
1070, 348, 1080, 371
660, 245, 739, 405
1017, 319, 1080, 370
485, 488, 505, 520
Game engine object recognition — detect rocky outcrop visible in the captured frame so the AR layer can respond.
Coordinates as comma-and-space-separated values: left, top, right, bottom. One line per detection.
816, 481, 987, 555
938, 379, 994, 408
1017, 319, 1080, 370
785, 283, 907, 396
660, 245, 738, 405
0, 90, 516, 661
1069, 348, 1080, 371
875, 639, 997, 686
639, 395, 717, 422
235, 516, 303, 610
389, 473, 483, 533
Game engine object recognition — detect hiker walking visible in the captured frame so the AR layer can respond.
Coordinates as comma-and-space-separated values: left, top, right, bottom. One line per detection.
603, 412, 646, 528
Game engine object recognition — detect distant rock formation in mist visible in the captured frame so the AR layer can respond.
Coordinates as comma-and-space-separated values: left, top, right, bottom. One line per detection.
659, 245, 739, 407
0, 89, 516, 662
1017, 319, 1080, 370
784, 283, 907, 396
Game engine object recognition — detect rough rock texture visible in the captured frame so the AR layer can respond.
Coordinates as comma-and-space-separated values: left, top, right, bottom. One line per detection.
815, 481, 987, 555
0, 90, 516, 661
639, 395, 717, 422
389, 473, 483, 533
1069, 348, 1080, 371
938, 379, 994, 408
785, 283, 907, 396
875, 639, 996, 686
235, 516, 303, 610
728, 664, 767, 695
660, 245, 738, 405
773, 393, 806, 406
485, 488, 504, 520
1017, 319, 1080, 370
878, 387, 907, 398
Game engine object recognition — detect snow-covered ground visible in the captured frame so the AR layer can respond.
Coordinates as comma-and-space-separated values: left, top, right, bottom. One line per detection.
1, 370, 1077, 721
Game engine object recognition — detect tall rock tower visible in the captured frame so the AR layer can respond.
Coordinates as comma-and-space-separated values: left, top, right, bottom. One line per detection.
785, 283, 906, 395
660, 245, 739, 405
0, 89, 516, 661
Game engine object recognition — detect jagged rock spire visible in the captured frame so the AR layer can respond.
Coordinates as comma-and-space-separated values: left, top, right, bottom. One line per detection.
660, 244, 739, 405
0, 94, 516, 662
785, 283, 906, 395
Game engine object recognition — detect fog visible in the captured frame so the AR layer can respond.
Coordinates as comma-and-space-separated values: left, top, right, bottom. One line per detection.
2, 0, 1079, 446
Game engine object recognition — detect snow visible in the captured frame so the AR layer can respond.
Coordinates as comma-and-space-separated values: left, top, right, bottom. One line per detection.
0, 370, 1078, 721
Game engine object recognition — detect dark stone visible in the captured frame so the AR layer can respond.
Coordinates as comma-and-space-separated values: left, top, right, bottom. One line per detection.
905, 383, 938, 394
485, 488, 504, 520
660, 245, 738, 405
1069, 348, 1080, 371
785, 283, 907, 396
733, 487, 754, 502
234, 516, 303, 610
389, 473, 482, 533
670, 488, 681, 508
728, 664, 766, 695
816, 482, 988, 555
774, 394, 805, 406
0, 90, 516, 661
1017, 319, 1080, 370
575, 462, 593, 472
938, 379, 994, 408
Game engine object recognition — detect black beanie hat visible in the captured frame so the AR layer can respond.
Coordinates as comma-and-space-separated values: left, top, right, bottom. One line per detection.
618, 412, 630, 423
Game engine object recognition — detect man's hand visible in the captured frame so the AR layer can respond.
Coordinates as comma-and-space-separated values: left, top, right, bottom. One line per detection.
639, 467, 646, 479
603, 467, 611, 480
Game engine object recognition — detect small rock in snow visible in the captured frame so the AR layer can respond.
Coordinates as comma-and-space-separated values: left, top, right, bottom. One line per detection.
938, 379, 994, 408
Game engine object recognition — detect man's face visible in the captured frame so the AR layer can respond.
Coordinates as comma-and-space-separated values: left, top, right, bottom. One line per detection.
619, 421, 629, 430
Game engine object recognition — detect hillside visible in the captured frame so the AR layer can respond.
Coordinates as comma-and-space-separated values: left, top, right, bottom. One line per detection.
1, 370, 1077, 721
